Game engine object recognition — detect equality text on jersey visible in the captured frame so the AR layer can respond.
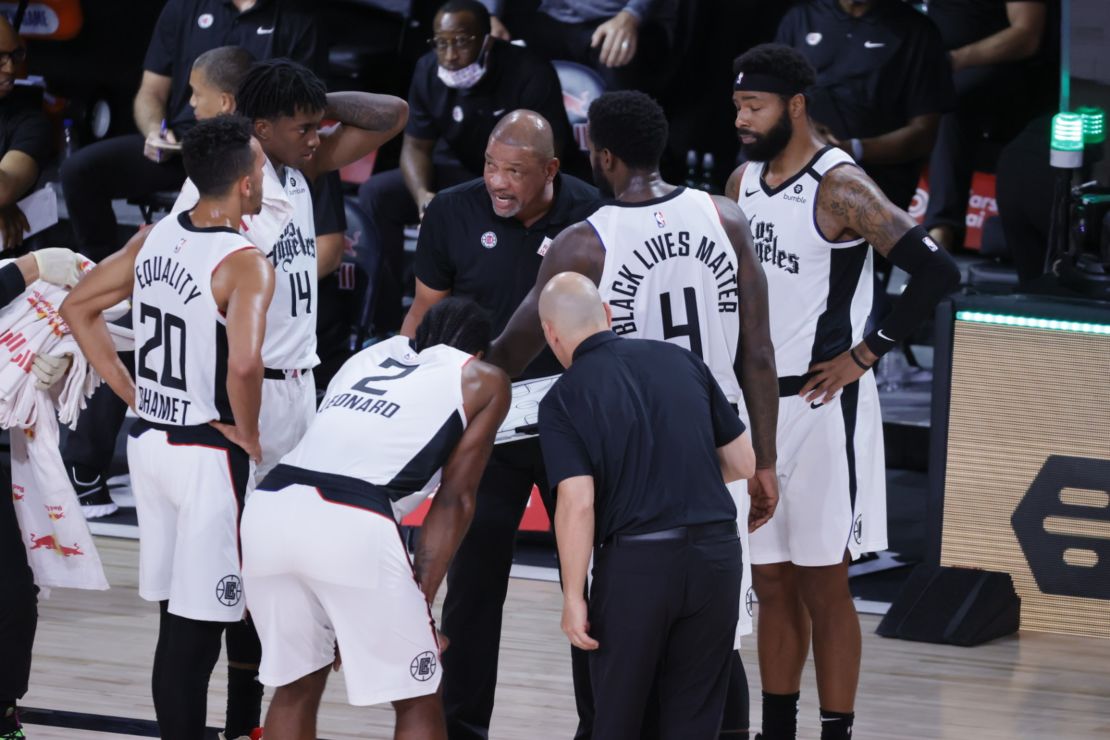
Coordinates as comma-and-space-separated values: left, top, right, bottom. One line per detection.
134, 255, 202, 304
607, 229, 739, 335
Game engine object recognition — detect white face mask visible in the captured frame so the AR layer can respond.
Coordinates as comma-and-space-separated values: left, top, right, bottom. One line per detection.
437, 36, 490, 89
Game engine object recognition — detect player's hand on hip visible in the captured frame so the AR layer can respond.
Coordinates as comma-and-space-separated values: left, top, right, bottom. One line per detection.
33, 247, 85, 288
210, 421, 263, 463
591, 10, 639, 68
747, 466, 779, 533
32, 352, 73, 390
562, 596, 599, 651
801, 344, 874, 405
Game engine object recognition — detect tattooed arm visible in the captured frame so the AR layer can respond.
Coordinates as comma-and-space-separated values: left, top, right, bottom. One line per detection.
306, 92, 409, 180
815, 163, 918, 255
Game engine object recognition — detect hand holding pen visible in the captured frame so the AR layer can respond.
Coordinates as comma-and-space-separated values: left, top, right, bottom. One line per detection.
143, 118, 179, 163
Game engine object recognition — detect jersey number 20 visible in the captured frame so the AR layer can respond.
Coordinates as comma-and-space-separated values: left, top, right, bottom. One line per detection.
137, 303, 188, 391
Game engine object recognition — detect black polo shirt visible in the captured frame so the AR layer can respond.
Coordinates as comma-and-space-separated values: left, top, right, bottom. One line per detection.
539, 332, 744, 545
776, 0, 954, 208
928, 0, 1046, 51
143, 0, 321, 133
406, 39, 578, 175
0, 86, 52, 172
415, 172, 600, 379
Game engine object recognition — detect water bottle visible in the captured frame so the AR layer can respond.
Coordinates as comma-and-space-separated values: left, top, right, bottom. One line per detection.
684, 150, 699, 190
61, 118, 77, 161
700, 152, 716, 193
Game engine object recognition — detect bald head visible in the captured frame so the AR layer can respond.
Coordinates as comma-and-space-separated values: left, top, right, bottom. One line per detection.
489, 110, 555, 161
539, 272, 610, 366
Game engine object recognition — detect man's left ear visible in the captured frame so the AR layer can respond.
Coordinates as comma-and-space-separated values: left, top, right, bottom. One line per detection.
603, 302, 613, 328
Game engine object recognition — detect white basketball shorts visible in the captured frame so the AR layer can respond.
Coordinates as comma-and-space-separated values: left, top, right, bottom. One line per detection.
727, 479, 754, 648
242, 465, 441, 706
748, 372, 887, 567
257, 369, 316, 481
126, 420, 253, 621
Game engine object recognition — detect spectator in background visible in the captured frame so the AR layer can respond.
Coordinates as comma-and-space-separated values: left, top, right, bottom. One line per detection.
490, 0, 679, 96
59, 0, 320, 261
0, 15, 52, 251
923, 0, 1047, 251
776, 0, 954, 210
357, 0, 577, 333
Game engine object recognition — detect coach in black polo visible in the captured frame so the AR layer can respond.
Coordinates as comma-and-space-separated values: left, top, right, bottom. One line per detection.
403, 109, 600, 739
537, 272, 755, 739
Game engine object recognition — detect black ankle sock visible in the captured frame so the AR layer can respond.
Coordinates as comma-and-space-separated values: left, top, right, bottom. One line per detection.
1, 703, 20, 732
761, 691, 799, 739
819, 708, 855, 740
224, 666, 263, 737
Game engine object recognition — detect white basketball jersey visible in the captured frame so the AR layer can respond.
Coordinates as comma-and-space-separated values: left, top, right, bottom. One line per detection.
282, 335, 471, 521
132, 212, 256, 426
591, 187, 742, 401
261, 166, 319, 370
737, 147, 873, 376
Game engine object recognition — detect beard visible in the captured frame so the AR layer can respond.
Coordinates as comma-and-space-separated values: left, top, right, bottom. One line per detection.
739, 109, 793, 163
591, 157, 615, 198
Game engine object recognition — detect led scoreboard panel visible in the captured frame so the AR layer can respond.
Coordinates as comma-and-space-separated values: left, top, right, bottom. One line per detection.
929, 296, 1110, 638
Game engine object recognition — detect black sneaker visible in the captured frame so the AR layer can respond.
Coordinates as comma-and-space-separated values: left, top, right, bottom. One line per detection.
68, 463, 118, 519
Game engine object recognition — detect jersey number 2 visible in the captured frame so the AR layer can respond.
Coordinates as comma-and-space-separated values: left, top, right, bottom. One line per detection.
660, 287, 703, 359
137, 304, 188, 391
351, 358, 418, 396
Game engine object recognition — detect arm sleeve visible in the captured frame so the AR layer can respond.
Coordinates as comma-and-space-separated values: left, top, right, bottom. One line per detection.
0, 261, 26, 307
142, 0, 181, 75
404, 58, 440, 140
7, 110, 54, 169
310, 171, 347, 236
706, 360, 746, 447
412, 197, 455, 291
539, 393, 594, 487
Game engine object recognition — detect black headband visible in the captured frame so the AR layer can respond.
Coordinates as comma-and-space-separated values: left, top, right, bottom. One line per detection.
733, 71, 803, 96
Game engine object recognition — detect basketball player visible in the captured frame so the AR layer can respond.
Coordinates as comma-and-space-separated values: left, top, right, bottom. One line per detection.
60, 116, 274, 740
240, 298, 510, 740
487, 90, 780, 738
725, 45, 960, 740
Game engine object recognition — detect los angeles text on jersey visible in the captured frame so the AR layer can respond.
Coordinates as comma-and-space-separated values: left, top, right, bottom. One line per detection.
750, 219, 799, 274
137, 387, 192, 424
608, 230, 738, 335
134, 255, 202, 304
269, 221, 317, 272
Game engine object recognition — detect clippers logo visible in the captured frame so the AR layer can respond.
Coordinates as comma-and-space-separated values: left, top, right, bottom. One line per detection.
411, 651, 437, 681
1012, 456, 1110, 600
480, 231, 498, 249
806, 32, 823, 46
216, 575, 243, 606
853, 515, 863, 545
745, 587, 755, 617
197, 12, 213, 28
654, 211, 666, 228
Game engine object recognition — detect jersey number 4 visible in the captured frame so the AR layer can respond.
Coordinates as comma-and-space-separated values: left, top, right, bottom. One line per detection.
660, 287, 703, 359
137, 304, 188, 391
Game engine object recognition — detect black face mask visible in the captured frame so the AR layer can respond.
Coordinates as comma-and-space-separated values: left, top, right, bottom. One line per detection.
738, 107, 793, 163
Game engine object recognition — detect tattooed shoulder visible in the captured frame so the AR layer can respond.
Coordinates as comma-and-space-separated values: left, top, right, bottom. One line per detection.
817, 165, 914, 255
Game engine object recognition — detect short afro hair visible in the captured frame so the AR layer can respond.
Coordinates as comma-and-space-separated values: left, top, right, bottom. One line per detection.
587, 91, 668, 171
181, 115, 255, 197
435, 0, 491, 35
415, 297, 493, 356
732, 43, 817, 100
192, 46, 256, 96
236, 58, 327, 121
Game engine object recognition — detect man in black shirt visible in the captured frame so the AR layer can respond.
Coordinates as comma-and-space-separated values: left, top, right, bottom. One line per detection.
776, 0, 954, 210
537, 271, 754, 740
357, 0, 578, 331
0, 16, 53, 251
60, 0, 320, 260
404, 109, 600, 739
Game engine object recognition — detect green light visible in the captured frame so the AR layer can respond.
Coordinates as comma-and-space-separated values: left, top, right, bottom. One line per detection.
1077, 106, 1106, 144
956, 311, 1110, 336
1051, 112, 1085, 152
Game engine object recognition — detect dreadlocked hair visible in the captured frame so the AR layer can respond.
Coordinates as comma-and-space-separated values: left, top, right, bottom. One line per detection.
236, 58, 327, 121
414, 297, 492, 356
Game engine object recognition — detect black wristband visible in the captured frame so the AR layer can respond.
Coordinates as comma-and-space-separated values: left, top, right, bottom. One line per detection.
0, 261, 27, 307
849, 347, 873, 371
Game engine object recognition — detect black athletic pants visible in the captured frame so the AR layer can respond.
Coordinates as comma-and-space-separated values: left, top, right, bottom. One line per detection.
60, 134, 187, 261
0, 460, 37, 704
441, 437, 594, 740
589, 525, 742, 740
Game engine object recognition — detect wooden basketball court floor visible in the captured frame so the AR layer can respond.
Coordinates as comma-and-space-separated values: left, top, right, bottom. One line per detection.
20, 536, 1110, 739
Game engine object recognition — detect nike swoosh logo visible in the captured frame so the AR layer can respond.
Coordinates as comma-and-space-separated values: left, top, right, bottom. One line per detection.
877, 329, 893, 342
257, 26, 274, 35
810, 401, 824, 409
744, 188, 759, 197
864, 41, 885, 48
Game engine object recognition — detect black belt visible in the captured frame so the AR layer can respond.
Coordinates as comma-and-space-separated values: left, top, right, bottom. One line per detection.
778, 373, 816, 397
264, 367, 311, 380
128, 418, 244, 452
602, 520, 737, 548
257, 464, 396, 519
